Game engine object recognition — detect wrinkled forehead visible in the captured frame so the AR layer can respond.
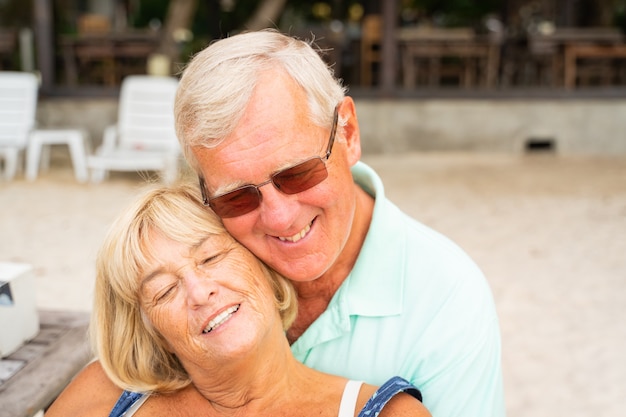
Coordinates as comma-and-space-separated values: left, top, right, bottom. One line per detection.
192, 80, 323, 170
133, 214, 232, 275
139, 224, 235, 258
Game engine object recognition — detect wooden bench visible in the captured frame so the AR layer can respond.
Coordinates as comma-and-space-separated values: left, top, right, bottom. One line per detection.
0, 311, 91, 417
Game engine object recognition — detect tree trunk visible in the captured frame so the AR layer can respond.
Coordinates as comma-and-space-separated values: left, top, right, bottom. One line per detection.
243, 0, 289, 31
156, 0, 198, 63
592, 0, 617, 26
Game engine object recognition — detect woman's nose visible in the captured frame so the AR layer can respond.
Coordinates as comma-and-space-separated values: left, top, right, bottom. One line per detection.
183, 271, 216, 308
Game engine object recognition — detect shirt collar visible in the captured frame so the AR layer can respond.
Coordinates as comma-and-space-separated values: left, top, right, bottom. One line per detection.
342, 161, 405, 317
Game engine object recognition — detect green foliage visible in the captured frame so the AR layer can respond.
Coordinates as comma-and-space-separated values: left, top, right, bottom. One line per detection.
402, 0, 503, 26
0, 0, 33, 27
131, 0, 170, 28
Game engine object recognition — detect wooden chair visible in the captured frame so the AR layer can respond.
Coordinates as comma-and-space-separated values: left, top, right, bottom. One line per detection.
360, 14, 382, 86
77, 14, 111, 34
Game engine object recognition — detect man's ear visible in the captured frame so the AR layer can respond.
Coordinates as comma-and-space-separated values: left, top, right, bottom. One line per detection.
339, 96, 361, 165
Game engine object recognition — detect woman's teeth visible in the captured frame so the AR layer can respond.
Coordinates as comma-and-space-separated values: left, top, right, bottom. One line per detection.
203, 304, 239, 333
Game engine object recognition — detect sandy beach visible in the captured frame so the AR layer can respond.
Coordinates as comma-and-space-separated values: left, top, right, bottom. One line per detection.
1, 150, 625, 416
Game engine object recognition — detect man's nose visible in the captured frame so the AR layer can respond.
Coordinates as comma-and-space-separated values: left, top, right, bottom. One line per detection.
257, 182, 300, 227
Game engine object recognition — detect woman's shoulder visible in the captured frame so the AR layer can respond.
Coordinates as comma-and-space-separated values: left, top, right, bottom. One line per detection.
45, 360, 123, 417
375, 391, 431, 417
358, 377, 431, 417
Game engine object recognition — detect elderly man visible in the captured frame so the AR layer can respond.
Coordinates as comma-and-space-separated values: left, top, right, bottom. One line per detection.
173, 29, 505, 416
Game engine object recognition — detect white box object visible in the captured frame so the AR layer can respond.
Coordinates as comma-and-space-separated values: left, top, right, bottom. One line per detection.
0, 262, 40, 357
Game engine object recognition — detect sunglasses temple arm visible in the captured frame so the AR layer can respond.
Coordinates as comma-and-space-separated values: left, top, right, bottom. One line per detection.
198, 177, 210, 205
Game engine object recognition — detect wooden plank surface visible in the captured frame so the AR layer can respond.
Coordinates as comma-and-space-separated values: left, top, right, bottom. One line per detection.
0, 310, 92, 416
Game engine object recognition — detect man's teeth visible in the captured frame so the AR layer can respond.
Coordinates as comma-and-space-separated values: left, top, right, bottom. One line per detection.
203, 305, 239, 333
278, 223, 311, 243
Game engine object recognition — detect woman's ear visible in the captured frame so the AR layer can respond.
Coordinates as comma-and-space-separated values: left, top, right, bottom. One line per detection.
338, 97, 361, 165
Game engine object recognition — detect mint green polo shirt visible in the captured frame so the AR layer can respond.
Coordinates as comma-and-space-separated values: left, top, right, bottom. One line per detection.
291, 162, 505, 417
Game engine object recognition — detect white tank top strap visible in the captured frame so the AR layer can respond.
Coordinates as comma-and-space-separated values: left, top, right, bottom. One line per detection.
337, 380, 364, 417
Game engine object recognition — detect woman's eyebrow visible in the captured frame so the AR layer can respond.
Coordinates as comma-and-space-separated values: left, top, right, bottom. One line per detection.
140, 267, 166, 290
192, 236, 211, 251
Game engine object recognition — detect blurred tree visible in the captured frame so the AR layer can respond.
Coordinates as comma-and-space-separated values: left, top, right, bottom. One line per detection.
577, 0, 620, 26
401, 0, 502, 27
0, 0, 33, 27
506, 0, 622, 28
155, 0, 197, 64
244, 0, 289, 30
145, 0, 293, 63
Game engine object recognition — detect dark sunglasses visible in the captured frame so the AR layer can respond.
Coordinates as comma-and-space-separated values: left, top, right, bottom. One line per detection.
199, 107, 339, 218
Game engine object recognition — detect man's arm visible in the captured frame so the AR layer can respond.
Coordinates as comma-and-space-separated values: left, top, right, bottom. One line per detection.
45, 361, 123, 417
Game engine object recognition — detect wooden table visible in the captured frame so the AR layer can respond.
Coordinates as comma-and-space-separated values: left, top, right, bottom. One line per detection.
60, 31, 159, 86
0, 311, 91, 416
397, 27, 501, 88
564, 43, 626, 88
528, 27, 624, 88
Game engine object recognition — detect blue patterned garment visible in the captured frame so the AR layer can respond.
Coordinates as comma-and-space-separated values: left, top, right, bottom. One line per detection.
358, 376, 423, 417
109, 390, 145, 417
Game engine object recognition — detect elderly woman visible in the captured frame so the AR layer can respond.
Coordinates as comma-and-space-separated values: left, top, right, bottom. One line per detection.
45, 184, 430, 417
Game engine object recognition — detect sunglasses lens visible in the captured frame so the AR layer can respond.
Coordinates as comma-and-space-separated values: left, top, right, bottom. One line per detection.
205, 158, 328, 218
273, 158, 328, 194
210, 186, 261, 218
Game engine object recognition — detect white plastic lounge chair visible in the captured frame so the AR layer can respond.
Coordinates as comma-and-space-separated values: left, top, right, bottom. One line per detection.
87, 75, 180, 183
0, 71, 38, 181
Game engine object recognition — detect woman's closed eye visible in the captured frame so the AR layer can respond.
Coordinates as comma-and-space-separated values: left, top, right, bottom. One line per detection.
155, 282, 178, 302
194, 235, 236, 269
142, 275, 179, 305
197, 248, 227, 268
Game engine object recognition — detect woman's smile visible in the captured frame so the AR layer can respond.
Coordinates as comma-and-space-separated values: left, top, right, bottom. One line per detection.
202, 304, 240, 334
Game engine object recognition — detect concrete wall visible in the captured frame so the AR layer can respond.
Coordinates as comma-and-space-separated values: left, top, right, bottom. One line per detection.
37, 98, 118, 148
355, 99, 626, 155
37, 97, 626, 155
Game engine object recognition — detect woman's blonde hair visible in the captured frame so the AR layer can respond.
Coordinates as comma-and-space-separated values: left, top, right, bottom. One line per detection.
91, 182, 297, 393
174, 29, 347, 172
